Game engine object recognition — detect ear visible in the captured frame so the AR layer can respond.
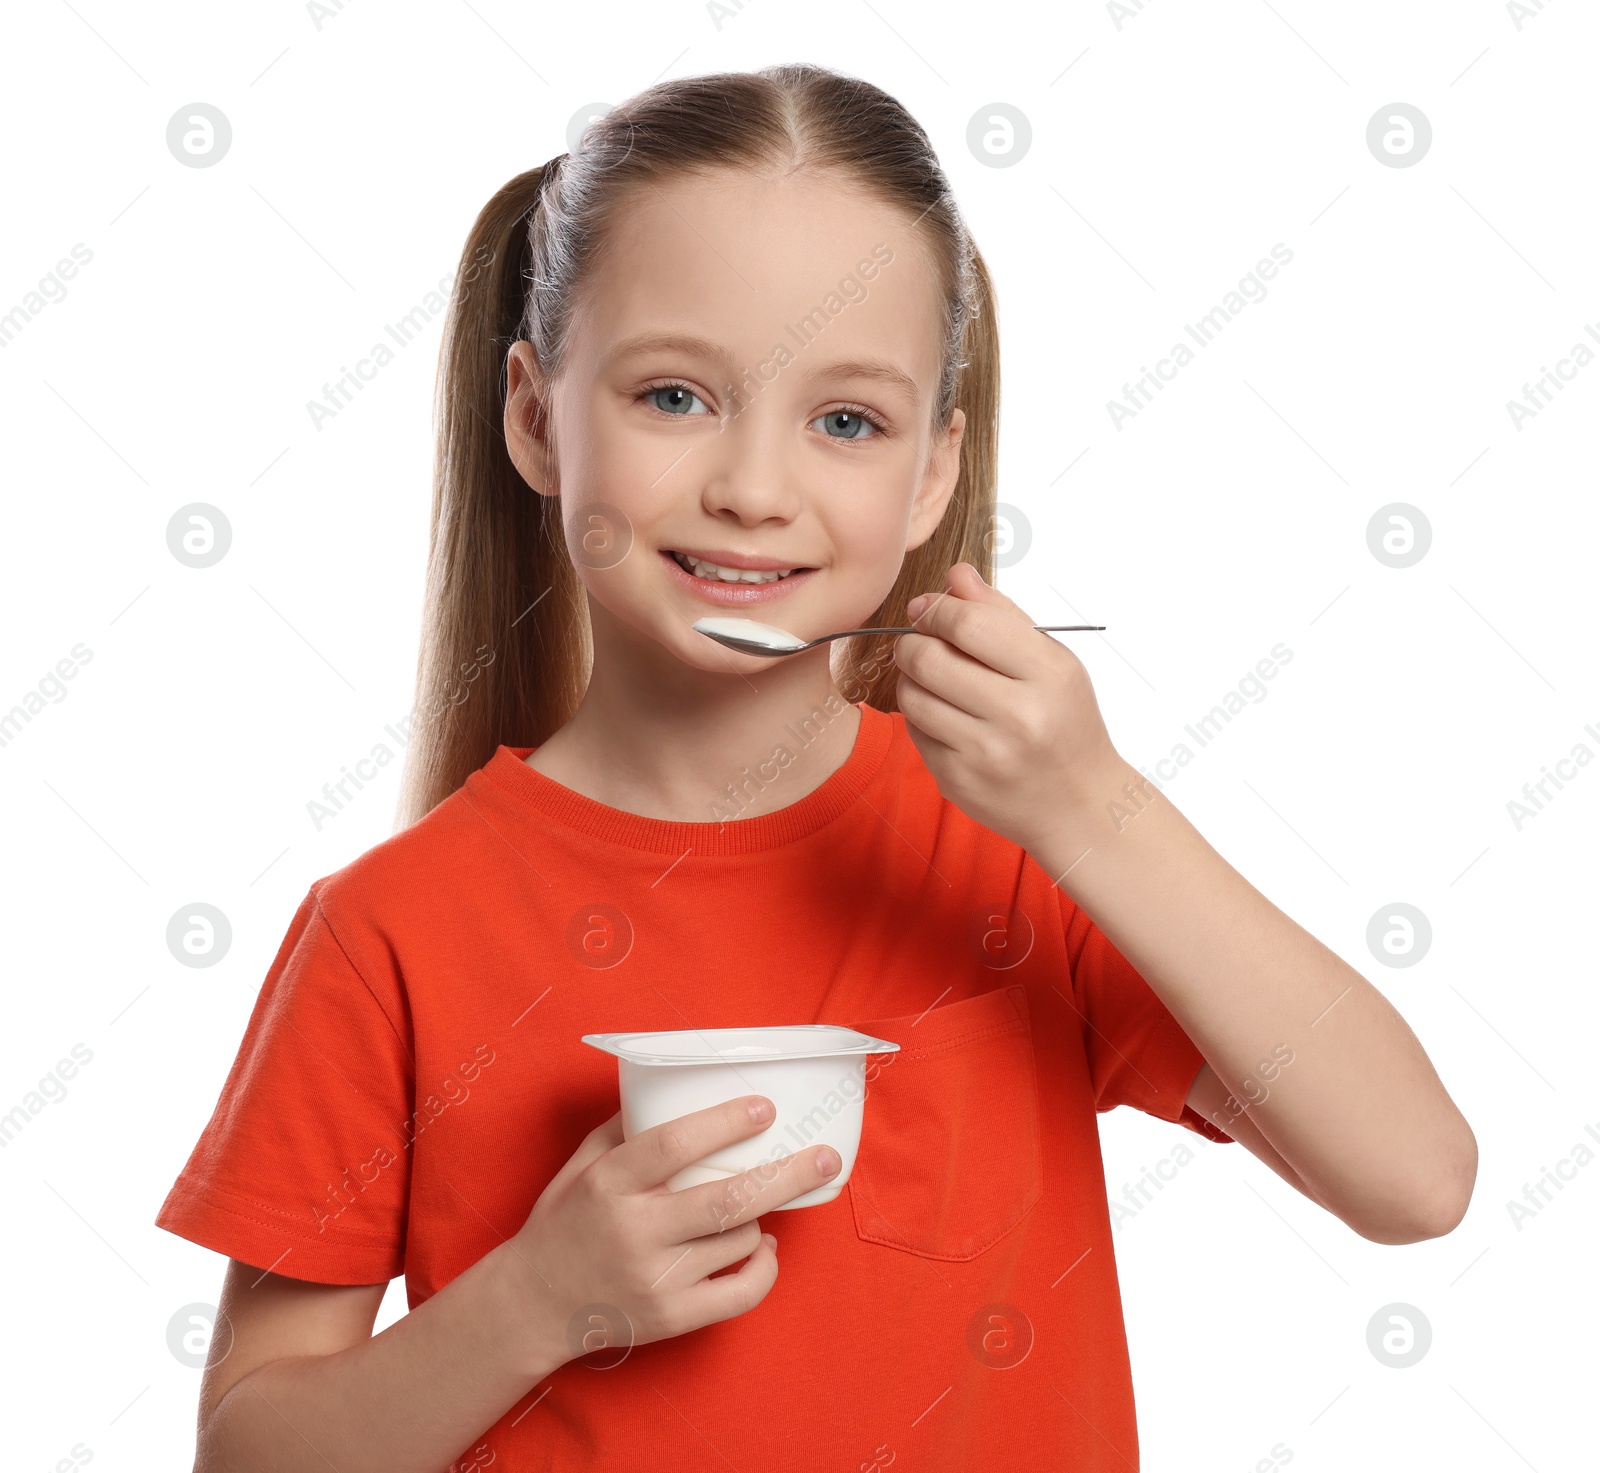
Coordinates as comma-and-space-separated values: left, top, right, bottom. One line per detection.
904, 406, 965, 552
504, 341, 559, 498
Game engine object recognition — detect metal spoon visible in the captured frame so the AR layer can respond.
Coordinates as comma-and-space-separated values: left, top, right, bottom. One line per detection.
693, 614, 1105, 657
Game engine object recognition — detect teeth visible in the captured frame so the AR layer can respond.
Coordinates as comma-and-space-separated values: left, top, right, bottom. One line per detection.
676, 553, 796, 584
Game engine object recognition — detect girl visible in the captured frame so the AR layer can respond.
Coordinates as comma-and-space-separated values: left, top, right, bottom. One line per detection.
157, 63, 1476, 1473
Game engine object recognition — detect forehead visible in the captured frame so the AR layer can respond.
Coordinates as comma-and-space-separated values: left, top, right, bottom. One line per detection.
570, 168, 949, 397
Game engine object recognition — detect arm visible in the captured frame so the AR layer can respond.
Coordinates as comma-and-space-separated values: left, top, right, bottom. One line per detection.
1039, 771, 1476, 1245
1183, 1062, 1327, 1204
197, 1243, 560, 1473
892, 564, 1478, 1247
193, 1099, 837, 1472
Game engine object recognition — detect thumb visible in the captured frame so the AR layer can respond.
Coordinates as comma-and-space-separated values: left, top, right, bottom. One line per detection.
555, 1109, 626, 1184
944, 561, 1035, 624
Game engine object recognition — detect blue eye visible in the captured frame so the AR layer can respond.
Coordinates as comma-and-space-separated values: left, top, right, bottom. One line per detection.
812, 409, 879, 440
645, 384, 710, 416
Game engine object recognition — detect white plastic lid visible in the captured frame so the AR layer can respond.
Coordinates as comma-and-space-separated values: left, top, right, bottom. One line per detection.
581, 1024, 901, 1067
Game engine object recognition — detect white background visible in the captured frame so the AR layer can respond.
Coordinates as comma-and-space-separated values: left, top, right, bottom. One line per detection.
1, 1, 1595, 1469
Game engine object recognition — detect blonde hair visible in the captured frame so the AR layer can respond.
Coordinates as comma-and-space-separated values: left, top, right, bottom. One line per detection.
397, 63, 1000, 827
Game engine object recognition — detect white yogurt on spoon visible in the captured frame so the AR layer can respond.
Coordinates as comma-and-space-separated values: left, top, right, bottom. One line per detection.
692, 616, 809, 654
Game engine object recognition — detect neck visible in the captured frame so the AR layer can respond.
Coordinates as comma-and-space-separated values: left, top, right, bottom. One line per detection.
526, 595, 863, 823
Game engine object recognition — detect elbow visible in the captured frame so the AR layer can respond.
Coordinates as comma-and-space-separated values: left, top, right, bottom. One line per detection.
1353, 1123, 1479, 1245
1359, 1187, 1470, 1246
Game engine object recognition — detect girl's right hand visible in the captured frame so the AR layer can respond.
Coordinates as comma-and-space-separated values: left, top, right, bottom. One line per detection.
509, 1095, 842, 1361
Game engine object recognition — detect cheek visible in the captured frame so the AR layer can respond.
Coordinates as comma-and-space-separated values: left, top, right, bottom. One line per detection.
557, 429, 676, 570
822, 481, 917, 584
560, 410, 638, 508
552, 382, 658, 504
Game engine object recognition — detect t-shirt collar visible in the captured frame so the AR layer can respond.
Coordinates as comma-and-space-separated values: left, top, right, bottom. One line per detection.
472, 701, 894, 856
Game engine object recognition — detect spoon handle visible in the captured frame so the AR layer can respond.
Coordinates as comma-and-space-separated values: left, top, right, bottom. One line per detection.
812, 623, 1104, 646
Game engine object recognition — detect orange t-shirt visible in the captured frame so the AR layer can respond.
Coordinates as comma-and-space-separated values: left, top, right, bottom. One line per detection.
156, 702, 1230, 1471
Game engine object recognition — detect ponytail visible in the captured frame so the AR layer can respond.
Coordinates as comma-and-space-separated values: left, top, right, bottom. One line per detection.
397, 162, 588, 828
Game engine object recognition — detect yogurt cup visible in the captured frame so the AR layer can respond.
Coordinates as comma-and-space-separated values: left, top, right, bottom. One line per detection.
582, 1025, 901, 1209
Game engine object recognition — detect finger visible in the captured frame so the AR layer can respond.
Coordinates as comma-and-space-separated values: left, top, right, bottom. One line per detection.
652, 1219, 764, 1290
945, 561, 1038, 625
905, 584, 958, 628
602, 1095, 772, 1196
551, 1110, 626, 1189
587, 1110, 626, 1154
894, 667, 985, 751
659, 1141, 842, 1240
905, 583, 1041, 682
900, 711, 958, 775
909, 563, 1035, 626
678, 1231, 779, 1332
894, 627, 1011, 721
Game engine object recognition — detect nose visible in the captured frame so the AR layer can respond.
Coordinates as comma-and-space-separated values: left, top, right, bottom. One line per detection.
697, 400, 803, 527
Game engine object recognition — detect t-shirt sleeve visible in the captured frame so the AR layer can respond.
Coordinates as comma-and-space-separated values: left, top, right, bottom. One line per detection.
155, 888, 417, 1282
1058, 892, 1233, 1144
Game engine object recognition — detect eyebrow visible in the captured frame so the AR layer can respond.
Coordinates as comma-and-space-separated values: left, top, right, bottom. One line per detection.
604, 332, 733, 371
811, 358, 920, 400
604, 332, 920, 401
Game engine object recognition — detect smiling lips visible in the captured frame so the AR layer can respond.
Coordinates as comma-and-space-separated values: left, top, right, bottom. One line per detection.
660, 548, 819, 605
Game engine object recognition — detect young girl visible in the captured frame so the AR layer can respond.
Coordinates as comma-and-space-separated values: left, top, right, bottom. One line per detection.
157, 63, 1476, 1473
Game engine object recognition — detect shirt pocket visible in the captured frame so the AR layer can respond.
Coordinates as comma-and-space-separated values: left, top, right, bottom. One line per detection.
847, 984, 1043, 1261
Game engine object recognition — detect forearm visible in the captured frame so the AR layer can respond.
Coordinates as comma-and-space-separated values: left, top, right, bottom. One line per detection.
199, 1242, 564, 1473
1031, 753, 1476, 1241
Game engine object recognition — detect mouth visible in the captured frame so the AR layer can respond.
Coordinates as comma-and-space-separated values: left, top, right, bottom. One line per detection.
660, 549, 820, 605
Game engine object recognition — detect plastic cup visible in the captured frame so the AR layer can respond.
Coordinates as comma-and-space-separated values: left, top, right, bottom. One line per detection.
581, 1024, 900, 1209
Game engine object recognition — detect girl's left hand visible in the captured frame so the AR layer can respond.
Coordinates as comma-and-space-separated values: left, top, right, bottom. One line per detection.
894, 562, 1125, 855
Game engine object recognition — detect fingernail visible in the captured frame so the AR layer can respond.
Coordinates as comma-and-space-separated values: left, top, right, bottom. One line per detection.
749, 1097, 774, 1123
763, 1233, 777, 1252
817, 1147, 841, 1175
907, 596, 926, 618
